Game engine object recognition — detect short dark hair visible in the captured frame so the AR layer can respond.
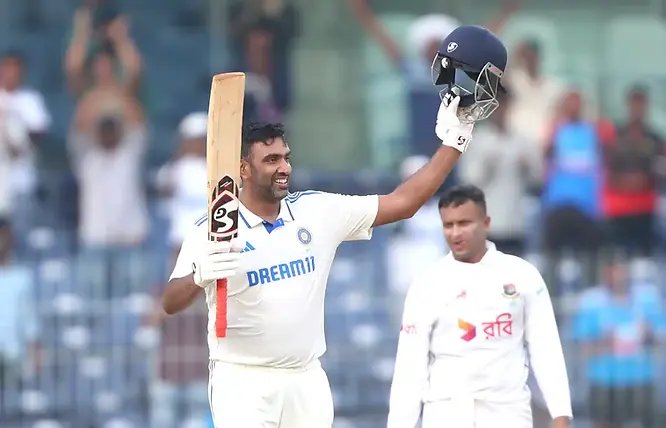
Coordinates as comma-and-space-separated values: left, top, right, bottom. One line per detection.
438, 184, 487, 213
628, 85, 647, 99
1, 49, 24, 64
241, 122, 286, 159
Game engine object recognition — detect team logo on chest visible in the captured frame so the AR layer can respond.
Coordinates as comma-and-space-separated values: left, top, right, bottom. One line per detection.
297, 227, 312, 245
502, 283, 520, 299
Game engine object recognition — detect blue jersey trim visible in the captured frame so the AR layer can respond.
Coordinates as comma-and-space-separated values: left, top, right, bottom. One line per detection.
285, 201, 295, 221
195, 213, 207, 226
286, 190, 322, 204
239, 212, 251, 229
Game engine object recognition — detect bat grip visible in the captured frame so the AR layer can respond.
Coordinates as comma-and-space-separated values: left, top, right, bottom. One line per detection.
215, 278, 228, 338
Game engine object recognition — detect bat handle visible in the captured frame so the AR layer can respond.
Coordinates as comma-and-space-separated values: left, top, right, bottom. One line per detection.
215, 278, 228, 338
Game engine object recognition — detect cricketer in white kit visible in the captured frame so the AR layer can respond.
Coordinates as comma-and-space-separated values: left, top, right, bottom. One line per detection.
387, 185, 573, 428
163, 93, 476, 428
170, 190, 378, 426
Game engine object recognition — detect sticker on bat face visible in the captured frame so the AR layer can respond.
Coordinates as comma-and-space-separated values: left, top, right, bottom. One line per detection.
209, 175, 239, 241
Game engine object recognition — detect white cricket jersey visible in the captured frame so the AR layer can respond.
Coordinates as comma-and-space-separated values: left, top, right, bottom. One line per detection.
170, 191, 379, 368
387, 243, 572, 428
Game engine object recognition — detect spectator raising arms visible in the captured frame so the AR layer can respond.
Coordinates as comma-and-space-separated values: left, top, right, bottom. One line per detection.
64, 1, 142, 99
68, 87, 148, 249
67, 85, 149, 298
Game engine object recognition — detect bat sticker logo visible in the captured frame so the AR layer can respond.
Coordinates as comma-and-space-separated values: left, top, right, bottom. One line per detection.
209, 175, 239, 241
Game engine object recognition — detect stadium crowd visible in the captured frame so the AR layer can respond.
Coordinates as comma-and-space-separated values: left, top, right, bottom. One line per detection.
1, 0, 665, 427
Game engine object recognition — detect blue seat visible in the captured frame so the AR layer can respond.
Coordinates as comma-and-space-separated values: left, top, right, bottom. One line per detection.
88, 306, 141, 349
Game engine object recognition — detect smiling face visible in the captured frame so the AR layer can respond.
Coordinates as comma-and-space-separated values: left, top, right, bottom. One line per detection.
241, 136, 292, 202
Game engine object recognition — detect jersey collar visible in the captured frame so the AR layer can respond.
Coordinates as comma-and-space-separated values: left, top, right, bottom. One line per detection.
239, 198, 295, 230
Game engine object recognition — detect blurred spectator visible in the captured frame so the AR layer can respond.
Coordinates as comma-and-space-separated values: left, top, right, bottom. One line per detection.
243, 27, 284, 123
144, 290, 209, 428
64, 2, 142, 99
0, 103, 30, 226
504, 39, 566, 152
228, 0, 300, 116
602, 86, 665, 258
156, 112, 208, 265
458, 90, 540, 256
0, 220, 42, 392
541, 90, 613, 257
0, 50, 51, 227
349, 0, 516, 163
572, 257, 665, 428
68, 86, 148, 296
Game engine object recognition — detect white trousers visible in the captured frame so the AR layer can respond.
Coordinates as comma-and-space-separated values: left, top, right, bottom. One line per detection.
208, 360, 334, 428
422, 397, 533, 428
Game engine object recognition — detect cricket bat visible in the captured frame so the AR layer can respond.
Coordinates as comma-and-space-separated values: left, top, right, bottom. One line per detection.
207, 72, 245, 338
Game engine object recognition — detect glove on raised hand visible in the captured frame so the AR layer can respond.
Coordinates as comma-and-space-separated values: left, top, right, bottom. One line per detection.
435, 94, 474, 153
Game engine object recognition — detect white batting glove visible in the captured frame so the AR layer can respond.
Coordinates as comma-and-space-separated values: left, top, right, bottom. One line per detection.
192, 239, 243, 288
435, 95, 474, 153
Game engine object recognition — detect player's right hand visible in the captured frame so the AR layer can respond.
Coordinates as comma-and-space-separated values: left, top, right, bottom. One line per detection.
435, 94, 474, 153
192, 240, 243, 288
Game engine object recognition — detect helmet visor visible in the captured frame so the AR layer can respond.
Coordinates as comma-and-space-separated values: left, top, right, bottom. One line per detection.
432, 59, 504, 123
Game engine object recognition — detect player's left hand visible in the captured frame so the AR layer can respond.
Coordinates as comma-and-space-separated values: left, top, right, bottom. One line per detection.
435, 94, 474, 153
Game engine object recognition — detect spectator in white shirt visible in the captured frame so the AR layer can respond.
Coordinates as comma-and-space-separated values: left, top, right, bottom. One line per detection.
156, 112, 208, 266
387, 185, 572, 428
457, 91, 541, 256
0, 50, 51, 234
0, 110, 30, 223
504, 40, 566, 151
68, 88, 148, 297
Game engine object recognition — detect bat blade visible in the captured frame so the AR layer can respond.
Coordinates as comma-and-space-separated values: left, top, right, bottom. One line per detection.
207, 72, 245, 338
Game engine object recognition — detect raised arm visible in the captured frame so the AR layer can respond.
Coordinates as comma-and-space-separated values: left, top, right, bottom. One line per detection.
64, 8, 92, 97
106, 16, 143, 96
484, 0, 521, 35
373, 96, 471, 226
347, 0, 403, 65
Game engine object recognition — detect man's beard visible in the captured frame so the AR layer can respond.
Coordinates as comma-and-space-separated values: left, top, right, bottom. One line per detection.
258, 181, 288, 202
270, 183, 289, 200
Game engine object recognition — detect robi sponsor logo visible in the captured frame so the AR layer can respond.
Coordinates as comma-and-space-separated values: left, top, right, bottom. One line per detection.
246, 256, 316, 286
458, 313, 513, 342
458, 319, 476, 342
481, 313, 513, 339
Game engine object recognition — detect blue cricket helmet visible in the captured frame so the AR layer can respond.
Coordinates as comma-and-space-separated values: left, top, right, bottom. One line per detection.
431, 25, 507, 123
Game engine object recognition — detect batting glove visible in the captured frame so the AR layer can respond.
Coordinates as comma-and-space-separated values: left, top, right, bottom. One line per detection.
192, 239, 243, 288
435, 94, 474, 153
